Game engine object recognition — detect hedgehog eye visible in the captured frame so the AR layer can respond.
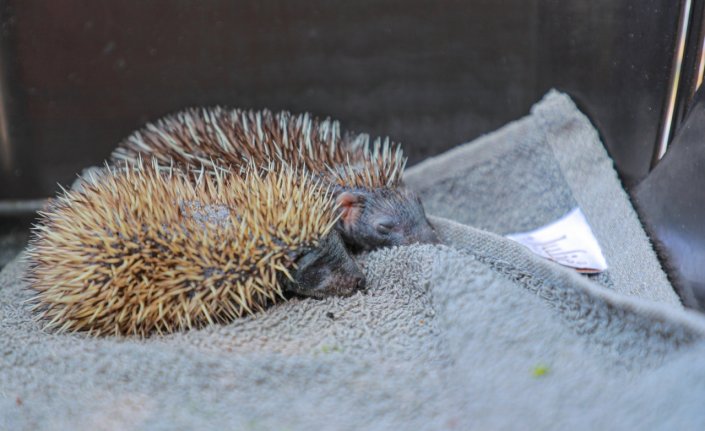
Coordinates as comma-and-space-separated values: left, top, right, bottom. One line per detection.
375, 219, 395, 235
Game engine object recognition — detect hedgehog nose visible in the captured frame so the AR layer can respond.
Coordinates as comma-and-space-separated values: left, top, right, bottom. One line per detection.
428, 229, 440, 245
354, 275, 366, 291
421, 223, 440, 245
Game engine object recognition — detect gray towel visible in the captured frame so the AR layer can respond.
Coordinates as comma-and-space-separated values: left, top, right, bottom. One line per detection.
405, 90, 677, 304
2, 91, 704, 430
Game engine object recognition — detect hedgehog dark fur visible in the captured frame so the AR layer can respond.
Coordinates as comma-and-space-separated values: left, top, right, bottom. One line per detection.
111, 107, 438, 252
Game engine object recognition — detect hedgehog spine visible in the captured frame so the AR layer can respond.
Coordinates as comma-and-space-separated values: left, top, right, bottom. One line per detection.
25, 160, 359, 337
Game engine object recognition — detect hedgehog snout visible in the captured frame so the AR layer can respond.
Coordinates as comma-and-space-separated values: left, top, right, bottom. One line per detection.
410, 219, 440, 246
287, 232, 366, 299
331, 270, 366, 297
286, 262, 365, 299
315, 239, 366, 297
355, 274, 366, 290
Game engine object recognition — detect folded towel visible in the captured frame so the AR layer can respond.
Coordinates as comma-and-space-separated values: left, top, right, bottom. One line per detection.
405, 90, 677, 305
2, 91, 703, 430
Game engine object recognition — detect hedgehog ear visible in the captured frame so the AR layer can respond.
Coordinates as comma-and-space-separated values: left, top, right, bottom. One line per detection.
336, 191, 364, 230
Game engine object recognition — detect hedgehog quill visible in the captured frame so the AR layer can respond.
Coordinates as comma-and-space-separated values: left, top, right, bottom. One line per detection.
111, 108, 438, 252
25, 161, 365, 337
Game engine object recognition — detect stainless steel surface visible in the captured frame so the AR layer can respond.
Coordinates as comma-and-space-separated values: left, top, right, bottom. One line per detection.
0, 0, 683, 198
655, 0, 705, 160
654, 0, 691, 164
693, 34, 705, 94
690, 3, 705, 98
0, 13, 12, 178
0, 215, 32, 270
0, 198, 46, 215
635, 86, 705, 309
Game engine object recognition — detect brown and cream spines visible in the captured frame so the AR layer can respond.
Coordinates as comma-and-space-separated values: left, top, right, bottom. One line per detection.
25, 161, 364, 337
112, 107, 406, 189
111, 108, 438, 252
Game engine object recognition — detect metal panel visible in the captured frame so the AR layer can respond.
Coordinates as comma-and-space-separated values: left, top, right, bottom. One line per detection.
0, 0, 681, 199
634, 87, 705, 308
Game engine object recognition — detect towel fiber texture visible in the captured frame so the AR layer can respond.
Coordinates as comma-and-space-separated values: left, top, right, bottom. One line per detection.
2, 91, 704, 430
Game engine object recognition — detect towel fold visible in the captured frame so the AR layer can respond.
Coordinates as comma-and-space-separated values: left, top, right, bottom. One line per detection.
2, 91, 703, 430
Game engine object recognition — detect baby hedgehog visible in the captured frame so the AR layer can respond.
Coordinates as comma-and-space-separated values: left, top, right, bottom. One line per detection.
25, 161, 365, 337
111, 107, 438, 252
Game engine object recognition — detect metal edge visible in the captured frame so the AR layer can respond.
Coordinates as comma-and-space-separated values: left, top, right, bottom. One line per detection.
653, 0, 693, 165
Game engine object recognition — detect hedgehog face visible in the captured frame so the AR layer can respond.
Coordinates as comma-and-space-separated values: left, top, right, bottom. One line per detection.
336, 187, 438, 252
284, 231, 365, 298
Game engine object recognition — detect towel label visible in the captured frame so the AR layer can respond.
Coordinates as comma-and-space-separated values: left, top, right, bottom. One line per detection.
505, 208, 608, 274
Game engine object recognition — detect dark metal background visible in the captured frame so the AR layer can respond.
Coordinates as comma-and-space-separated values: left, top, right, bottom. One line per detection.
672, 0, 705, 134
634, 86, 705, 309
0, 0, 681, 199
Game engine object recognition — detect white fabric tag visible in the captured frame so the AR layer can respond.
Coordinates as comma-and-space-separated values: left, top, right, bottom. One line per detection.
505, 208, 608, 274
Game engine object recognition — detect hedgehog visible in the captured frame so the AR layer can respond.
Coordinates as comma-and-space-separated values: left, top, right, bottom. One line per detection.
110, 107, 438, 252
24, 161, 365, 337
